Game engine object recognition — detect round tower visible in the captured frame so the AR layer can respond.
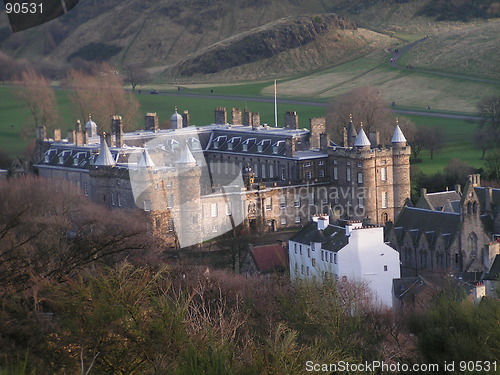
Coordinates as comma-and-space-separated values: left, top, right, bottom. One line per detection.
174, 143, 202, 247
391, 121, 411, 219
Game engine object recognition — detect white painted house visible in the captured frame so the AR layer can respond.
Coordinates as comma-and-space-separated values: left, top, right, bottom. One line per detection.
289, 216, 401, 307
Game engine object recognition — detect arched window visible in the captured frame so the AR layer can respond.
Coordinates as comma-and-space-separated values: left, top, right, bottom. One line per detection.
472, 201, 478, 214
467, 202, 472, 214
382, 212, 389, 223
468, 232, 478, 256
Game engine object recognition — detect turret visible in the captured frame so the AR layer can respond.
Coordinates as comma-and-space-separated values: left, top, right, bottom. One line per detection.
170, 108, 183, 129
391, 121, 411, 219
353, 123, 370, 150
94, 133, 115, 167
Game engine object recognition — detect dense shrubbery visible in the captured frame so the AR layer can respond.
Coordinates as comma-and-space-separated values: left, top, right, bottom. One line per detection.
419, 0, 500, 21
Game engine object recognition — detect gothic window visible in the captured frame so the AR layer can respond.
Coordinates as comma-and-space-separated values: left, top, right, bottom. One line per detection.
468, 232, 478, 256
473, 201, 478, 214
381, 192, 388, 209
381, 167, 387, 181
467, 201, 472, 214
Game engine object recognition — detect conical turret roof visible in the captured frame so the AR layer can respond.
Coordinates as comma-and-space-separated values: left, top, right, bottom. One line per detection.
138, 148, 155, 168
95, 135, 115, 167
354, 126, 371, 147
391, 123, 407, 143
175, 143, 196, 166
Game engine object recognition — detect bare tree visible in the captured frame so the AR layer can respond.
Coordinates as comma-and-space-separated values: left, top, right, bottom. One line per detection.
477, 95, 500, 129
123, 63, 149, 92
16, 68, 59, 130
326, 87, 394, 144
409, 127, 444, 159
64, 63, 140, 132
474, 125, 497, 160
0, 176, 156, 296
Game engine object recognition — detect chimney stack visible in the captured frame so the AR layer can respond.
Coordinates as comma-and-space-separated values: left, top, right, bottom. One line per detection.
182, 110, 190, 128
285, 111, 299, 130
310, 117, 326, 148
214, 107, 227, 125
320, 133, 328, 151
111, 115, 124, 147
252, 112, 261, 128
243, 109, 252, 127
53, 128, 61, 142
368, 130, 380, 148
37, 126, 47, 141
232, 108, 242, 125
145, 113, 159, 132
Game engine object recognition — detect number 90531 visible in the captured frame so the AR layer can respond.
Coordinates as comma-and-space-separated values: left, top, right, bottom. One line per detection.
5, 2, 43, 14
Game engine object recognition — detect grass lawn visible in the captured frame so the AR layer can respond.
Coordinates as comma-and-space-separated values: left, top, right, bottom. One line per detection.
0, 85, 486, 175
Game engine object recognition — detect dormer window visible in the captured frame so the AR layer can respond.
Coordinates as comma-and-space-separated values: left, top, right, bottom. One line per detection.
272, 140, 284, 154
242, 138, 256, 152
257, 139, 270, 153
227, 137, 240, 151
44, 149, 56, 163
58, 150, 71, 165
188, 137, 201, 150
213, 136, 227, 149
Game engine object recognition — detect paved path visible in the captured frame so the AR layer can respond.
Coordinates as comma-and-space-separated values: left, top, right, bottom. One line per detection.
142, 91, 482, 121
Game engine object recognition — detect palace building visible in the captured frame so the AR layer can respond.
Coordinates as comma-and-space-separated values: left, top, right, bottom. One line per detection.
33, 107, 410, 248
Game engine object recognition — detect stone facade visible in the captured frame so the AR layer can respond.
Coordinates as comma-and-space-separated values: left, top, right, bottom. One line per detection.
34, 108, 411, 248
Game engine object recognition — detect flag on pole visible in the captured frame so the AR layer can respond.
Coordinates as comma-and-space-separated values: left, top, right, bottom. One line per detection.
274, 80, 278, 128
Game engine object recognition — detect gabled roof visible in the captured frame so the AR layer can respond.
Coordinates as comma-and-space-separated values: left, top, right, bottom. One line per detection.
94, 137, 115, 167
426, 191, 461, 211
394, 207, 461, 249
251, 244, 288, 273
353, 127, 371, 147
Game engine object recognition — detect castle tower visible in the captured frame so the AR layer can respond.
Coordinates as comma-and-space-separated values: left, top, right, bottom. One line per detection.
391, 121, 411, 220
174, 143, 202, 247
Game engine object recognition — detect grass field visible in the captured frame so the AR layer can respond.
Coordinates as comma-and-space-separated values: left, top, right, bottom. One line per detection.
0, 84, 486, 175
260, 58, 500, 113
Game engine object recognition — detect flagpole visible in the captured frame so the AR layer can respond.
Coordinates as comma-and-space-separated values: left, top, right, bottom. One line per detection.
274, 80, 278, 128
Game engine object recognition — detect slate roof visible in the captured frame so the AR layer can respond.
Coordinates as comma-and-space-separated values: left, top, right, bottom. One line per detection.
391, 124, 407, 143
483, 254, 500, 280
354, 127, 371, 147
392, 207, 461, 248
475, 187, 500, 213
251, 244, 288, 273
290, 221, 349, 252
426, 191, 461, 211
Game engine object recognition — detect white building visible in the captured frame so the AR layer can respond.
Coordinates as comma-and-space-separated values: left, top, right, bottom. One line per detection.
288, 216, 401, 307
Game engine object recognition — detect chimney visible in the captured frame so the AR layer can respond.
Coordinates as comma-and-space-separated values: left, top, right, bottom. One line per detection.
342, 127, 348, 147
182, 110, 190, 128
368, 130, 380, 148
75, 120, 82, 132
420, 187, 427, 197
285, 138, 296, 157
75, 131, 84, 146
232, 108, 242, 125
112, 115, 124, 147
310, 117, 326, 148
319, 133, 328, 151
317, 216, 330, 230
214, 107, 227, 125
53, 128, 61, 142
145, 113, 159, 132
36, 126, 47, 141
105, 133, 114, 147
67, 130, 75, 143
485, 187, 492, 211
455, 184, 462, 194
83, 131, 88, 145
243, 109, 252, 127
284, 111, 299, 129
252, 112, 261, 128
